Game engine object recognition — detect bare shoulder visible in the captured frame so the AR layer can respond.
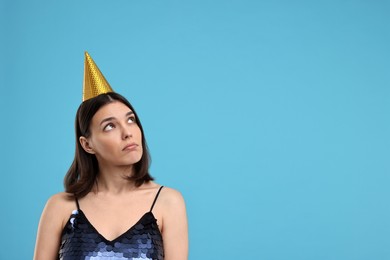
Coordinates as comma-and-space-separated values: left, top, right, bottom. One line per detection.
43, 192, 77, 224
159, 186, 186, 209
157, 186, 188, 255
35, 192, 75, 259
46, 192, 75, 209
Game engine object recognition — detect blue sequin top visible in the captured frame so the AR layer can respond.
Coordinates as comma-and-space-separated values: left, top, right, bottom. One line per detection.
58, 186, 164, 260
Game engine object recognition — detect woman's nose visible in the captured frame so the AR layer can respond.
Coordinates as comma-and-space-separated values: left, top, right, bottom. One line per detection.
121, 125, 133, 139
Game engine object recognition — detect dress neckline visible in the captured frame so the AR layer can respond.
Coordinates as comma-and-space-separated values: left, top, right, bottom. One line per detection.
78, 209, 157, 244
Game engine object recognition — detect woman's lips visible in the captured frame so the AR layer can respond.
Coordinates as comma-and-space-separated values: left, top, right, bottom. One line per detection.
122, 143, 138, 151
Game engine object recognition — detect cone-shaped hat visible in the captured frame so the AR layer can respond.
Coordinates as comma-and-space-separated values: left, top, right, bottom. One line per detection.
83, 52, 114, 101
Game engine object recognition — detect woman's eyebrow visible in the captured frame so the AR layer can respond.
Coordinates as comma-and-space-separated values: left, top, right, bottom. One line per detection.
100, 111, 134, 125
100, 117, 115, 126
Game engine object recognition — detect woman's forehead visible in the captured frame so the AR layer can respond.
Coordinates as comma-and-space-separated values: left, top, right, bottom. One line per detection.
93, 101, 133, 120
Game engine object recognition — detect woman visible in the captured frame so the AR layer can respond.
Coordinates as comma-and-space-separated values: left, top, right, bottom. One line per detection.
34, 52, 188, 260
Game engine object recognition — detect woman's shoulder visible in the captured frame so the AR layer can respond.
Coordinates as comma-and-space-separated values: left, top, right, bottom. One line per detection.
47, 192, 75, 204
156, 184, 186, 209
38, 192, 78, 232
44, 192, 78, 216
161, 186, 183, 197
152, 184, 187, 237
146, 182, 183, 198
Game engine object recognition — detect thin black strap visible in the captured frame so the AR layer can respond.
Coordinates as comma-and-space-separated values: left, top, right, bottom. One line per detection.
150, 186, 164, 212
75, 197, 80, 210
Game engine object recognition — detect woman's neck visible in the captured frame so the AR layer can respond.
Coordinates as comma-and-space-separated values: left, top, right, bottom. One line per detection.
94, 164, 136, 194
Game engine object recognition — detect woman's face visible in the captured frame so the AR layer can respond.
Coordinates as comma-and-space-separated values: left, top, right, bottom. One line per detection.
80, 101, 143, 169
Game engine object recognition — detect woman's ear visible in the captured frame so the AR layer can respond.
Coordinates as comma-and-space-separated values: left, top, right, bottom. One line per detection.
79, 136, 95, 154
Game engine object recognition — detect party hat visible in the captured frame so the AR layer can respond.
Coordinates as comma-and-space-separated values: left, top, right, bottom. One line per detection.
82, 52, 114, 101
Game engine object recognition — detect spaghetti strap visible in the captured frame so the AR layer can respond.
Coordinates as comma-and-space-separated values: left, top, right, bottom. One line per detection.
75, 196, 80, 210
150, 186, 164, 212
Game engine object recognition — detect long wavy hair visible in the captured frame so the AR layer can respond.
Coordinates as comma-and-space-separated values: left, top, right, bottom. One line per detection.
64, 92, 153, 198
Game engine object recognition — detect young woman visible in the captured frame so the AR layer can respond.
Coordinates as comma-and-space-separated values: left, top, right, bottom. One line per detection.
34, 53, 188, 260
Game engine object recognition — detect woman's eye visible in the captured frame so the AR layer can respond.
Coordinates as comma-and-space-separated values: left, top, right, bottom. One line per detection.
104, 123, 115, 131
128, 116, 136, 123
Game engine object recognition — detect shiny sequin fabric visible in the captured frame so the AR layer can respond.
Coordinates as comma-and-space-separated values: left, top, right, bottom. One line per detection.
59, 186, 164, 260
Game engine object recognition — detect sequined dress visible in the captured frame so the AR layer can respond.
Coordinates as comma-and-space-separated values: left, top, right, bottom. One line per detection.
59, 186, 164, 260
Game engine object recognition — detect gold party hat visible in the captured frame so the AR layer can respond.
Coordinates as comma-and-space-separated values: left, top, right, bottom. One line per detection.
83, 52, 114, 101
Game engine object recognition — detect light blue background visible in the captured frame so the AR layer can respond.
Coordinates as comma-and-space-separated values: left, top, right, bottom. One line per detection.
1, 0, 389, 259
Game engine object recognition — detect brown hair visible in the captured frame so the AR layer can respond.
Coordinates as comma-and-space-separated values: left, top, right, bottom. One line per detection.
64, 92, 153, 198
